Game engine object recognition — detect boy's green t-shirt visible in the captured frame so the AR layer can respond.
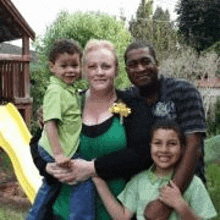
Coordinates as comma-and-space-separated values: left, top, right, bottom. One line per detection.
39, 76, 82, 158
118, 166, 217, 220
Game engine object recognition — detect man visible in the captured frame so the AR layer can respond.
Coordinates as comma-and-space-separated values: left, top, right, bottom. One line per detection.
124, 40, 206, 220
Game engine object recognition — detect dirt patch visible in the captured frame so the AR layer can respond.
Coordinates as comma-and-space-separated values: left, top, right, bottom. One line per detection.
0, 182, 27, 198
0, 152, 31, 210
0, 181, 31, 210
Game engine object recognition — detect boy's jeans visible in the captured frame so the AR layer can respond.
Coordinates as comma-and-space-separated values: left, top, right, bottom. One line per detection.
26, 146, 95, 220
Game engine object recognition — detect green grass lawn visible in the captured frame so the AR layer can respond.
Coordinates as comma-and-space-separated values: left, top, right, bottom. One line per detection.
0, 150, 30, 219
205, 136, 220, 220
0, 201, 28, 220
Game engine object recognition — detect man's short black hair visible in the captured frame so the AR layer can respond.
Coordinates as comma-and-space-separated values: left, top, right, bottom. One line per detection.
124, 40, 157, 64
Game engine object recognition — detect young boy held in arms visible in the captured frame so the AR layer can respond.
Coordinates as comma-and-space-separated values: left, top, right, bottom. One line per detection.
27, 39, 95, 220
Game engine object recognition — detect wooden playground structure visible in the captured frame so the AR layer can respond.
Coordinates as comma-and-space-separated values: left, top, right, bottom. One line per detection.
0, 0, 35, 127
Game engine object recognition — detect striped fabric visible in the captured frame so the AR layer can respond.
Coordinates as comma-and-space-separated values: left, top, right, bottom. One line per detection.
156, 76, 206, 135
129, 76, 206, 135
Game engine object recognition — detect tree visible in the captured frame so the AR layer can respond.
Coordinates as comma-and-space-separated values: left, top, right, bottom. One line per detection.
34, 11, 132, 89
129, 1, 178, 61
176, 0, 220, 53
136, 0, 154, 18
30, 11, 132, 133
153, 7, 170, 21
129, 0, 154, 40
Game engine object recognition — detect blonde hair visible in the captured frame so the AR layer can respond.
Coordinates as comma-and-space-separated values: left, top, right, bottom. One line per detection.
82, 39, 119, 73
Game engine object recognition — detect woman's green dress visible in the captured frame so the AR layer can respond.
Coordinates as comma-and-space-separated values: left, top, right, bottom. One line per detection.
53, 116, 127, 219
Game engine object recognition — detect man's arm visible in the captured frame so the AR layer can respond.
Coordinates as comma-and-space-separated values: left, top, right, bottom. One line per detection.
159, 181, 201, 220
172, 132, 202, 193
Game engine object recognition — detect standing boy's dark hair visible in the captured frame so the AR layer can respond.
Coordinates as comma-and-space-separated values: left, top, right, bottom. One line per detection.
150, 119, 186, 148
124, 39, 157, 64
49, 39, 82, 63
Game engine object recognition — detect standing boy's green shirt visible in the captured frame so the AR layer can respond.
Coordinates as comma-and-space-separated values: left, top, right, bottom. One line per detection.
118, 165, 217, 220
39, 76, 82, 158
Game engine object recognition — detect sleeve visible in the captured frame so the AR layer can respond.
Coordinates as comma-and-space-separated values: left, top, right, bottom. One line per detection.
175, 82, 206, 135
95, 145, 152, 180
117, 176, 139, 213
188, 176, 217, 219
30, 128, 58, 184
95, 90, 154, 180
43, 86, 63, 122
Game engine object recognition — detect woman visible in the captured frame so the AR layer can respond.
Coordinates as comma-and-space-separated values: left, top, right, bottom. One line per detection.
31, 39, 154, 219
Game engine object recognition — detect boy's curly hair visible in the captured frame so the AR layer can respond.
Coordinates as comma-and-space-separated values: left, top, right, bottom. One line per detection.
49, 39, 82, 63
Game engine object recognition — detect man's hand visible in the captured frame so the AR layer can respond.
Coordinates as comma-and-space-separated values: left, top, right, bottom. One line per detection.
143, 199, 171, 220
68, 159, 96, 182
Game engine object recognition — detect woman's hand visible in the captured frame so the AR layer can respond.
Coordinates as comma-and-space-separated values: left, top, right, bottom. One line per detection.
68, 159, 96, 182
46, 159, 96, 184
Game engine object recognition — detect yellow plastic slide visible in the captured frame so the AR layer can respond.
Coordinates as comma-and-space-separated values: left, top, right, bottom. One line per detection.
0, 103, 42, 204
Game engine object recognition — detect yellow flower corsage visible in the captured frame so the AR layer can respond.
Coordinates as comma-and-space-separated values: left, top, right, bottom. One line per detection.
109, 101, 131, 124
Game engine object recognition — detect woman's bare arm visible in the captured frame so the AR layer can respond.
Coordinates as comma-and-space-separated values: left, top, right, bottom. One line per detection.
93, 177, 134, 220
